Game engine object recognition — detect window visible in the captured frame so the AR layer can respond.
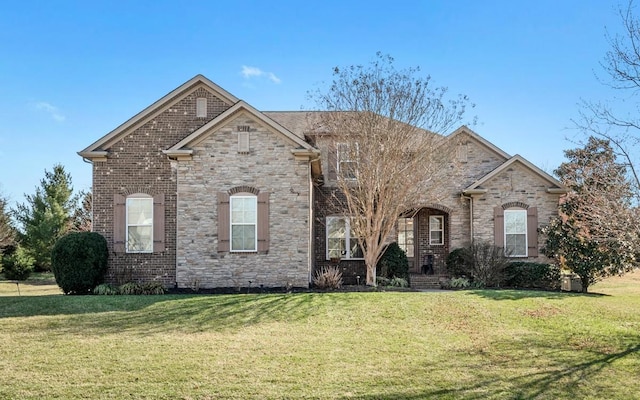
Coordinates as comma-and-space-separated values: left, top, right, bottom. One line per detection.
397, 217, 414, 256
126, 196, 153, 253
429, 215, 444, 245
326, 216, 363, 259
504, 209, 527, 257
196, 97, 207, 118
230, 196, 257, 252
337, 143, 358, 180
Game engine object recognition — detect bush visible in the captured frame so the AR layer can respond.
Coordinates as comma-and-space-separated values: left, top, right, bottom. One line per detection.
119, 282, 143, 295
2, 247, 34, 281
388, 277, 409, 288
141, 281, 166, 295
376, 276, 390, 286
51, 232, 108, 295
313, 265, 343, 289
377, 242, 409, 280
93, 283, 120, 295
504, 262, 561, 290
446, 248, 467, 277
446, 242, 510, 287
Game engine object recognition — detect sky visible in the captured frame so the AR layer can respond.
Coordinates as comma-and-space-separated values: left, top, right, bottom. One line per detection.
0, 0, 630, 209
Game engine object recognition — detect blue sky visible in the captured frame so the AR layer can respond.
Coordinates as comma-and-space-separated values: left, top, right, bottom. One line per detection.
0, 1, 628, 208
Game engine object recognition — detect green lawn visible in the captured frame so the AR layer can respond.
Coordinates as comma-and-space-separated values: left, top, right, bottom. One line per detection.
0, 272, 639, 399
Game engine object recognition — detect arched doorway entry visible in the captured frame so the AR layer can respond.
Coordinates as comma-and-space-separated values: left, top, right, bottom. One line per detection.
397, 206, 450, 275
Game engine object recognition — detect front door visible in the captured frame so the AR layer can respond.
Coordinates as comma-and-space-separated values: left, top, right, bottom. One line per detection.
416, 208, 449, 275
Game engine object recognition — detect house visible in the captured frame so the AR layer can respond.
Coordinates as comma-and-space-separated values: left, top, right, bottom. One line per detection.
79, 75, 566, 288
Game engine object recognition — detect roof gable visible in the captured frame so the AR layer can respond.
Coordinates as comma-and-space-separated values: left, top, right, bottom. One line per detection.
464, 154, 567, 194
78, 75, 239, 159
164, 101, 318, 159
447, 125, 510, 161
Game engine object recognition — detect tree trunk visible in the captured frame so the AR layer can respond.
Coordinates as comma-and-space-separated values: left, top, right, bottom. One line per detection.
580, 277, 590, 293
366, 263, 377, 286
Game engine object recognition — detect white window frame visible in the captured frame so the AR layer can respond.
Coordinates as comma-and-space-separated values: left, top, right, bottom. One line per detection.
230, 195, 257, 252
504, 209, 527, 257
397, 217, 414, 256
326, 216, 363, 260
126, 196, 153, 253
429, 215, 444, 245
337, 143, 358, 180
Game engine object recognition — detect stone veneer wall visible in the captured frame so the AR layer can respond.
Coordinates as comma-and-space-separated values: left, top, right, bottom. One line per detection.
174, 113, 311, 289
92, 86, 230, 286
471, 162, 560, 262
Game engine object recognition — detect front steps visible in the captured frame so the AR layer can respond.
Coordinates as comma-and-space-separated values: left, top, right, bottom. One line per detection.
410, 274, 445, 290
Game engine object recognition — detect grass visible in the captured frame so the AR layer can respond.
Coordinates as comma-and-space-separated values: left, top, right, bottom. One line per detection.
0, 272, 639, 399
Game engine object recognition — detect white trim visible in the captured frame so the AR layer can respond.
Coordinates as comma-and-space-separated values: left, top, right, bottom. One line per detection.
429, 215, 444, 245
326, 216, 364, 260
504, 209, 527, 257
125, 196, 153, 253
230, 195, 258, 252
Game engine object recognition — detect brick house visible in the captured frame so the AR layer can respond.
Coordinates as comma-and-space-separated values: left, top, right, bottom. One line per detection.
79, 75, 566, 289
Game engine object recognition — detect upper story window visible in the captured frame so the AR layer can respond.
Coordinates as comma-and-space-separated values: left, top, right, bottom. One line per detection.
337, 143, 358, 180
397, 217, 414, 256
230, 195, 257, 252
126, 196, 153, 253
429, 215, 444, 245
326, 216, 363, 260
504, 209, 527, 257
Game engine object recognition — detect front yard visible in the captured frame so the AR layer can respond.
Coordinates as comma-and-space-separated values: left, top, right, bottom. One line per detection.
0, 271, 638, 399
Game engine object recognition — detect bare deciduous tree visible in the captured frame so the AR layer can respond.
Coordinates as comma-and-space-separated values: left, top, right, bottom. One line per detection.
574, 0, 640, 199
310, 53, 473, 285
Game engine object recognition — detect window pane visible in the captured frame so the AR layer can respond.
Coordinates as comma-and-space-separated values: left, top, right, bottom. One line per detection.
231, 197, 256, 224
328, 238, 345, 258
127, 226, 152, 252
505, 211, 526, 234
350, 239, 363, 258
327, 217, 347, 259
128, 198, 152, 225
506, 234, 527, 257
431, 231, 443, 245
232, 225, 256, 251
429, 216, 443, 230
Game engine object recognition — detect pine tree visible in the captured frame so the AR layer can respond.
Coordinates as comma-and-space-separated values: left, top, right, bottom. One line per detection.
13, 164, 77, 271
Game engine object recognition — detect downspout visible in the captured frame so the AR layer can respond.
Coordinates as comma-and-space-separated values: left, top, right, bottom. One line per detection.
461, 193, 474, 240
81, 157, 95, 232
308, 161, 314, 288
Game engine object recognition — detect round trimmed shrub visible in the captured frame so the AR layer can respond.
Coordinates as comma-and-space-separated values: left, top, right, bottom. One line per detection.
2, 247, 34, 281
51, 232, 108, 295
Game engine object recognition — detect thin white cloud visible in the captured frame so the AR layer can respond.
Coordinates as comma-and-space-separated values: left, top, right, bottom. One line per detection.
241, 65, 281, 84
36, 102, 65, 122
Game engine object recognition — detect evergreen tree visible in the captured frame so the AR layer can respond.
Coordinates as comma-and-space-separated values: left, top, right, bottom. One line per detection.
542, 137, 638, 292
0, 194, 15, 253
13, 164, 77, 271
